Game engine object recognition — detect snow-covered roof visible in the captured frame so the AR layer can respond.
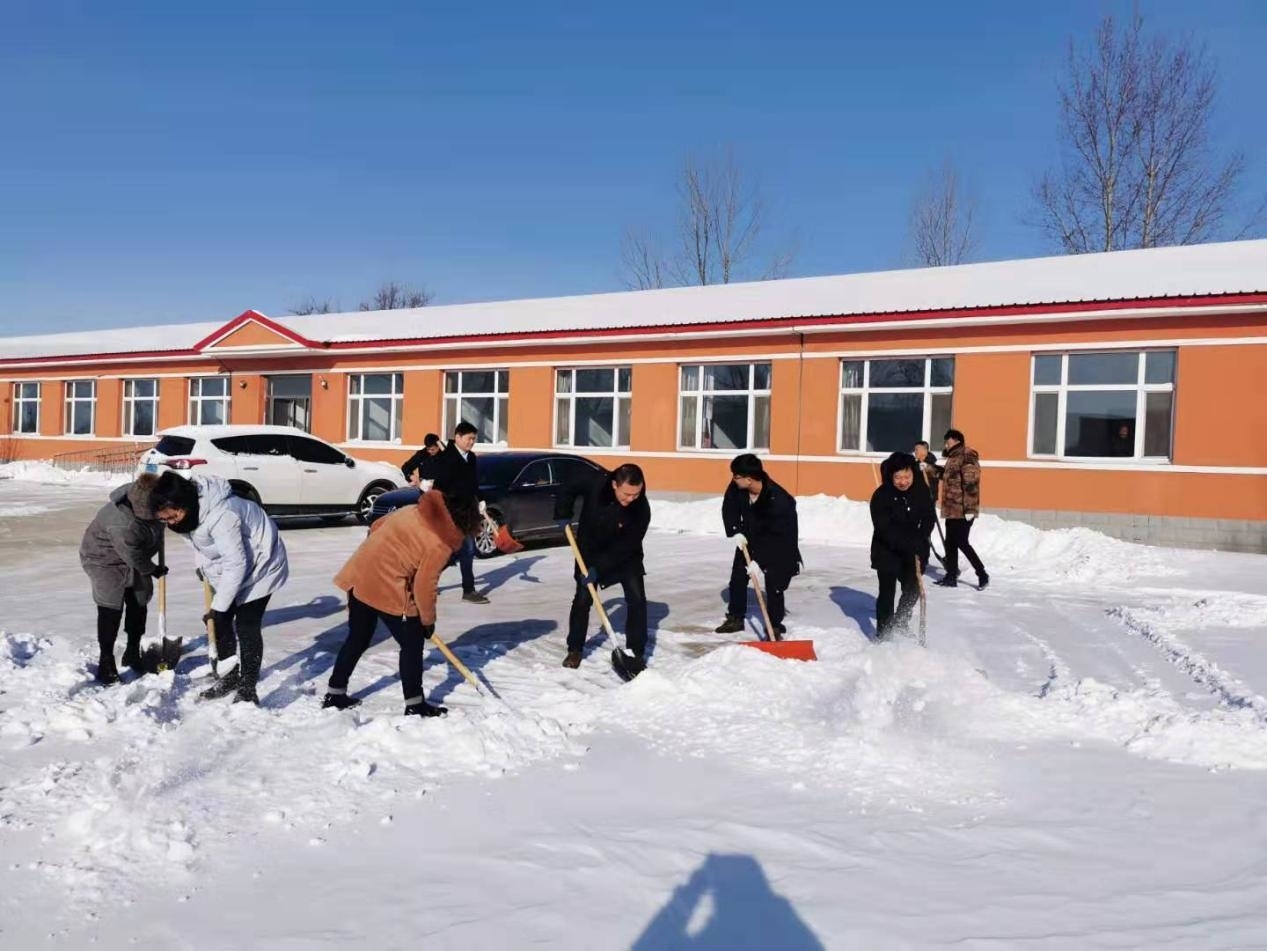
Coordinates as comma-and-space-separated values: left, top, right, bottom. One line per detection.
4, 240, 1266, 363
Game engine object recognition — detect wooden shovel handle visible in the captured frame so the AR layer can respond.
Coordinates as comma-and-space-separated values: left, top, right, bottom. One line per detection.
563, 524, 618, 641
429, 630, 482, 694
739, 541, 779, 642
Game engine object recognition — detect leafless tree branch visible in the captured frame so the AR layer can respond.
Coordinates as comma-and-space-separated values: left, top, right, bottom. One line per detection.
907, 160, 979, 267
358, 281, 434, 311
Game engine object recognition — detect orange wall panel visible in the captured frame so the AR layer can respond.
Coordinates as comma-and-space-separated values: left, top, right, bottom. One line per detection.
39, 382, 60, 436
402, 370, 444, 446
797, 357, 840, 457
311, 372, 346, 444
949, 352, 1031, 461
214, 322, 294, 348
95, 379, 122, 437
631, 363, 678, 452
769, 358, 802, 456
230, 375, 264, 425
158, 378, 187, 429
508, 366, 553, 447
1173, 346, 1267, 467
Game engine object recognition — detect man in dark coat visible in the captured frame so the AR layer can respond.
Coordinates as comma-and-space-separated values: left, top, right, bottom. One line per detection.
715, 454, 801, 637
430, 421, 488, 603
870, 451, 934, 640
913, 441, 941, 575
936, 428, 989, 590
79, 474, 167, 682
554, 463, 650, 670
401, 433, 443, 486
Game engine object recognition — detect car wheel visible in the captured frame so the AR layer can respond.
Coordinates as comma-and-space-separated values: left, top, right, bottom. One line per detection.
474, 511, 502, 558
356, 483, 393, 524
231, 482, 261, 506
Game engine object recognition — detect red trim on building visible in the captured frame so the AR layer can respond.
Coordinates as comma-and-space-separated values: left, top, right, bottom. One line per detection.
2, 292, 1265, 368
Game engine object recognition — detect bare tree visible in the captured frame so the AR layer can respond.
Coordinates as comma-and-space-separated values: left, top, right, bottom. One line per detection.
288, 296, 336, 316
907, 160, 978, 267
620, 148, 795, 288
358, 281, 434, 311
619, 228, 668, 290
1034, 14, 1255, 253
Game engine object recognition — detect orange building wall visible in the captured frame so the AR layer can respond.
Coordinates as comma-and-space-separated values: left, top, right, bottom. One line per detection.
948, 352, 1032, 461
631, 363, 679, 452
1173, 345, 1267, 467
508, 366, 553, 447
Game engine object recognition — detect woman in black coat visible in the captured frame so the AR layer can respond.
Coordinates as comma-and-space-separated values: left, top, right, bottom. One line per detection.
869, 452, 934, 640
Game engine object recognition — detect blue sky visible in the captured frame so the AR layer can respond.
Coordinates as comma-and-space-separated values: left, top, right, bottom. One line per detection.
2, 0, 1265, 335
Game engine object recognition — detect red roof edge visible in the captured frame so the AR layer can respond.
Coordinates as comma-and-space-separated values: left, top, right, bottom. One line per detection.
192, 310, 321, 351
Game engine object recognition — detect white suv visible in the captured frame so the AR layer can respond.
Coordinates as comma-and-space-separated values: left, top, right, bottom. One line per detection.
137, 425, 406, 523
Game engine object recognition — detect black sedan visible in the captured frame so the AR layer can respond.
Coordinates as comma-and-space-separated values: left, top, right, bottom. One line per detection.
366, 451, 602, 556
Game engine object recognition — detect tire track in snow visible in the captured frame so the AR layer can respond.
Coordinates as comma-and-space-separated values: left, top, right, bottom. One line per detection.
1107, 605, 1267, 723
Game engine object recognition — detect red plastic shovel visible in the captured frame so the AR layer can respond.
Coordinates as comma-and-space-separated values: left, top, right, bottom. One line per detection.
738, 541, 817, 662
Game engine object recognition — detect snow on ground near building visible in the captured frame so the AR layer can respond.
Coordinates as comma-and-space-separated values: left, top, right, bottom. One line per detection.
0, 460, 130, 490
2, 480, 1267, 948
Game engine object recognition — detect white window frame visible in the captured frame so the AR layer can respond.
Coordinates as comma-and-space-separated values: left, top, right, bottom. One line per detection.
347, 373, 405, 443
63, 380, 96, 436
677, 362, 772, 452
553, 366, 632, 449
12, 382, 40, 434
122, 378, 159, 437
1028, 350, 1176, 462
443, 369, 510, 446
837, 357, 955, 453
188, 376, 231, 426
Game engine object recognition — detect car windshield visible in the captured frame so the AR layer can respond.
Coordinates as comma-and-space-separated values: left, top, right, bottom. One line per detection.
154, 435, 196, 456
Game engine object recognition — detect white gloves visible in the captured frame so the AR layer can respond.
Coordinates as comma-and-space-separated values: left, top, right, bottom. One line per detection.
733, 532, 748, 549
478, 499, 487, 515
420, 479, 434, 493
746, 560, 762, 579
966, 512, 976, 522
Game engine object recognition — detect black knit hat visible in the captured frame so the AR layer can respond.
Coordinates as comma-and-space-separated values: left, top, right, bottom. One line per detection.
151, 470, 198, 513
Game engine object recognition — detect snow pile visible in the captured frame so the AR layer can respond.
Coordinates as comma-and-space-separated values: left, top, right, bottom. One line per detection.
0, 460, 130, 489
0, 502, 54, 517
650, 494, 1174, 584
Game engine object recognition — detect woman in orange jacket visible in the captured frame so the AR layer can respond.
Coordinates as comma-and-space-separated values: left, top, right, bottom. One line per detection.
323, 489, 480, 717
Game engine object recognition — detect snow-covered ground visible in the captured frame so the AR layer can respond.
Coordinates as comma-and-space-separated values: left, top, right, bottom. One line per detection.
2, 473, 1267, 949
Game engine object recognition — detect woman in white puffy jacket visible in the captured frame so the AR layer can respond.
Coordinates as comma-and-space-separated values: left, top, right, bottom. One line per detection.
151, 471, 289, 704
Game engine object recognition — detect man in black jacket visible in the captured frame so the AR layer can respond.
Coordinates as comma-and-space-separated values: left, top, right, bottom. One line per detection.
555, 463, 650, 672
913, 441, 941, 575
870, 451, 935, 640
715, 454, 801, 637
401, 433, 443, 486
430, 421, 487, 604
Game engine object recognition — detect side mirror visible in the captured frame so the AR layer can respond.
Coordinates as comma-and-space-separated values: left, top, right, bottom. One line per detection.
344, 457, 355, 468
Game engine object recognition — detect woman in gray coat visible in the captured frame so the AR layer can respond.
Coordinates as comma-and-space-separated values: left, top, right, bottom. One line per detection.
79, 473, 167, 683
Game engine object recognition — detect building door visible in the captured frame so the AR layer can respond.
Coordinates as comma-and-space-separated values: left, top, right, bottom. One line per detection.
267, 375, 312, 431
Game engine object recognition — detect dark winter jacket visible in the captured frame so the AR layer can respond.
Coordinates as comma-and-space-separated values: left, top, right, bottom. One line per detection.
432, 442, 479, 503
915, 450, 941, 506
401, 449, 442, 484
870, 454, 935, 576
940, 444, 981, 519
721, 477, 802, 590
555, 468, 651, 586
79, 480, 164, 609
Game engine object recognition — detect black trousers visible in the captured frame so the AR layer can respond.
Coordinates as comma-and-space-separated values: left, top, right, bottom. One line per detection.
328, 592, 427, 703
96, 587, 146, 653
726, 550, 786, 626
216, 595, 270, 690
876, 566, 919, 637
943, 518, 986, 579
568, 569, 647, 656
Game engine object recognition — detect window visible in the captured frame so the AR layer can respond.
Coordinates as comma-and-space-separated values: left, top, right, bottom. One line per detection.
63, 380, 96, 435
516, 459, 554, 486
837, 357, 954, 453
288, 435, 346, 465
678, 363, 771, 451
554, 367, 632, 448
1030, 351, 1175, 459
122, 379, 158, 437
267, 375, 312, 431
444, 369, 509, 445
189, 377, 230, 426
348, 373, 404, 442
12, 382, 39, 434
211, 434, 289, 456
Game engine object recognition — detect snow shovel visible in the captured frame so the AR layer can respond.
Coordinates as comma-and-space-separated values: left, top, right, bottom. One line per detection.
202, 576, 221, 678
492, 518, 524, 554
429, 630, 485, 694
737, 541, 817, 662
140, 536, 182, 674
563, 525, 645, 681
915, 556, 927, 648
920, 469, 948, 567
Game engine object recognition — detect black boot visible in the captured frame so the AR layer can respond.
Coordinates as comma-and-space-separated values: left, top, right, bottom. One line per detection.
977, 573, 990, 591
121, 633, 144, 674
96, 653, 120, 685
714, 615, 744, 634
934, 575, 959, 588
561, 651, 582, 669
322, 693, 362, 710
198, 666, 242, 701
404, 701, 447, 718
233, 685, 259, 705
